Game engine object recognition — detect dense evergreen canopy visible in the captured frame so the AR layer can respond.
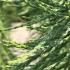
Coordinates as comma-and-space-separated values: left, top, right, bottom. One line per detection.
0, 0, 70, 70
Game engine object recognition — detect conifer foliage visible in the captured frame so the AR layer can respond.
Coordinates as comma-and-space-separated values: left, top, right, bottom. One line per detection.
0, 0, 70, 70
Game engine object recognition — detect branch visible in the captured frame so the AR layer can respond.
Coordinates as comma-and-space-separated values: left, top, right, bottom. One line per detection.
0, 23, 26, 32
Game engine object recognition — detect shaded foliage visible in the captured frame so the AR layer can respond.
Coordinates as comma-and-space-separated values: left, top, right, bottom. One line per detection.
0, 0, 70, 70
